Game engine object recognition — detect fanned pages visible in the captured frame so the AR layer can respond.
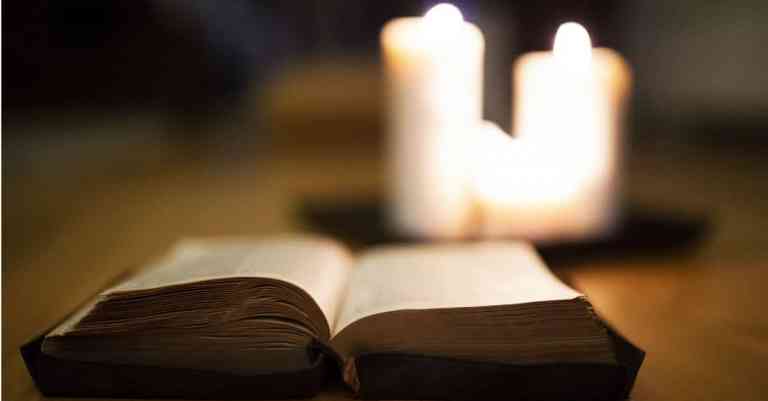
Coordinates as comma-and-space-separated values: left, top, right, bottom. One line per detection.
331, 242, 614, 366
334, 242, 580, 333
43, 236, 352, 374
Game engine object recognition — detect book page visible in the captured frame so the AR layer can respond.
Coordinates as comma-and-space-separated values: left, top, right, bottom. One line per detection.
107, 236, 353, 330
333, 241, 580, 335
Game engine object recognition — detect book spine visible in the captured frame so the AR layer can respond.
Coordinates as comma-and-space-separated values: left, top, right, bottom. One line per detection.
342, 357, 360, 394
308, 338, 361, 392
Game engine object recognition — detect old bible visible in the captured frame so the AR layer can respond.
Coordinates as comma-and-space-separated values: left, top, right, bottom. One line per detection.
23, 236, 643, 400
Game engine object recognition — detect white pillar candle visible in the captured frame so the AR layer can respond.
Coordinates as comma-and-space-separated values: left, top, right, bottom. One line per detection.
473, 122, 589, 240
476, 23, 632, 241
382, 4, 485, 239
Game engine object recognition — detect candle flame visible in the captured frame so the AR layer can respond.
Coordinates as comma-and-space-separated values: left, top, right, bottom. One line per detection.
425, 3, 463, 27
553, 22, 592, 69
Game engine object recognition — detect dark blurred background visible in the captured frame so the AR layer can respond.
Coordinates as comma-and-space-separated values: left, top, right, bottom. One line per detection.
5, 1, 768, 146
3, 0, 768, 265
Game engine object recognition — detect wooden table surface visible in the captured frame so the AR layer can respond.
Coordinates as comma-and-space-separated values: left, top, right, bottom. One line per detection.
4, 139, 768, 401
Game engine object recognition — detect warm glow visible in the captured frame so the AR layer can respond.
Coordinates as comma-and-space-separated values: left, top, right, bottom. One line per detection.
473, 121, 613, 240
553, 22, 592, 70
424, 3, 464, 39
473, 122, 583, 208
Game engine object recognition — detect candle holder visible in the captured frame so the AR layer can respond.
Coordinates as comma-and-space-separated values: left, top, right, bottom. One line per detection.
298, 198, 710, 267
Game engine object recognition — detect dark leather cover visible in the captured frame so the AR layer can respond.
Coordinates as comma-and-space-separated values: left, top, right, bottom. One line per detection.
21, 332, 330, 399
353, 328, 644, 401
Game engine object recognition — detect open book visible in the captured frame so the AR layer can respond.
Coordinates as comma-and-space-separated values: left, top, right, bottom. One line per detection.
26, 237, 643, 400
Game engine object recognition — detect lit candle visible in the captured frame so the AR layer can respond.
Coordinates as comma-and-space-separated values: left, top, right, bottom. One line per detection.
382, 4, 485, 239
475, 23, 632, 241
